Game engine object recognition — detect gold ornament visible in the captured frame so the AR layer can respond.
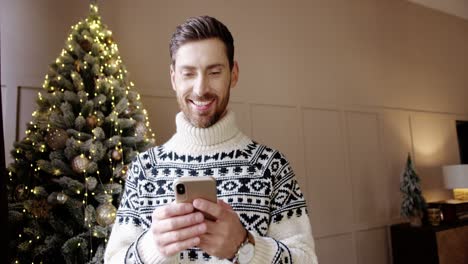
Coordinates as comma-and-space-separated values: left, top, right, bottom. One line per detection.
56, 192, 68, 204
135, 122, 147, 137
46, 128, 69, 150
105, 36, 114, 44
28, 199, 51, 219
71, 155, 90, 173
79, 39, 92, 52
85, 177, 98, 191
96, 203, 117, 227
119, 165, 128, 180
111, 149, 122, 161
86, 115, 98, 128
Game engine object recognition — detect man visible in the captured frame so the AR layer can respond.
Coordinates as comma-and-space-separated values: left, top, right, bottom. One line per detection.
105, 16, 318, 264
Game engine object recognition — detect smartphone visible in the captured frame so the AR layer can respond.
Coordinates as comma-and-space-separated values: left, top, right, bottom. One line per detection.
173, 176, 218, 220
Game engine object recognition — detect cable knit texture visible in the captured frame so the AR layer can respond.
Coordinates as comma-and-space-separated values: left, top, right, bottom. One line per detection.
104, 111, 318, 263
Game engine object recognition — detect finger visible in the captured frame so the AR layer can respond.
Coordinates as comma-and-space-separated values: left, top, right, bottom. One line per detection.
154, 212, 204, 233
193, 199, 224, 219
218, 199, 233, 210
157, 222, 207, 246
153, 202, 194, 220
159, 236, 200, 257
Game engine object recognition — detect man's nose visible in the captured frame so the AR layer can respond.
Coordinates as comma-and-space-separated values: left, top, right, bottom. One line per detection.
193, 74, 208, 96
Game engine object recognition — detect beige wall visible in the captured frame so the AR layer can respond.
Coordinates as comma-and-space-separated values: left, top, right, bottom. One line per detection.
2, 0, 468, 263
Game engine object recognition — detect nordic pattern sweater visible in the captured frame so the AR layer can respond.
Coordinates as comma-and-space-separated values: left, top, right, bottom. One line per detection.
104, 111, 318, 264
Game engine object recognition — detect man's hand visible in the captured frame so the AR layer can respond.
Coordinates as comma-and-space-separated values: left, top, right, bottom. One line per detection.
151, 202, 207, 257
193, 199, 247, 259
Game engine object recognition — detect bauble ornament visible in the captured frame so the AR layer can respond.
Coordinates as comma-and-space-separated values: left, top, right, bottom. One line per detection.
86, 115, 98, 128
72, 155, 90, 173
28, 199, 51, 219
46, 128, 68, 150
56, 192, 69, 204
79, 39, 92, 53
111, 149, 122, 161
96, 203, 117, 227
105, 36, 114, 45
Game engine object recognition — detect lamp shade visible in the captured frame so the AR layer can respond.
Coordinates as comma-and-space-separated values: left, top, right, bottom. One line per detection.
442, 165, 468, 189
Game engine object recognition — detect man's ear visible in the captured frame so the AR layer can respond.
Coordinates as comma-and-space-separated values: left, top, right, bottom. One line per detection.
230, 61, 239, 89
170, 64, 176, 91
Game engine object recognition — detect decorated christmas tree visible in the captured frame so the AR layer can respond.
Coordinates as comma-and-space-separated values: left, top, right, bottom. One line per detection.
7, 3, 155, 263
400, 153, 427, 226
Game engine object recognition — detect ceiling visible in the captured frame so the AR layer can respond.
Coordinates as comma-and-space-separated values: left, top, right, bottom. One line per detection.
408, 0, 468, 20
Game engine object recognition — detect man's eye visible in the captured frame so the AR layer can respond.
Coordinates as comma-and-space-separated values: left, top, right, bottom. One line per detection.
182, 72, 194, 77
210, 71, 221, 75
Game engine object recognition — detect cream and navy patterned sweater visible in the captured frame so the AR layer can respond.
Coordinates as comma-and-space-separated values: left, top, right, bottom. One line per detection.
104, 111, 318, 264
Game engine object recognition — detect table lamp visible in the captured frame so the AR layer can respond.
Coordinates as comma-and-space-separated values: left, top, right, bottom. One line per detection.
443, 164, 468, 200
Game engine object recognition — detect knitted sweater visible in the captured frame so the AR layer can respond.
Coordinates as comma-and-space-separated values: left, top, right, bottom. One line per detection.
104, 111, 318, 264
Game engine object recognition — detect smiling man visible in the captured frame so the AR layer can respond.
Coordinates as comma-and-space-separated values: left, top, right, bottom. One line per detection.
171, 37, 236, 129
105, 16, 318, 264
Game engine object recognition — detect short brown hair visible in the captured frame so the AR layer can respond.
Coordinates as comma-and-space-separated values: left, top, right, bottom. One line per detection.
169, 16, 234, 69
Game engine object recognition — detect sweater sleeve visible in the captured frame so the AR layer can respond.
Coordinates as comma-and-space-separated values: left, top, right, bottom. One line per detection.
251, 151, 318, 264
104, 156, 175, 264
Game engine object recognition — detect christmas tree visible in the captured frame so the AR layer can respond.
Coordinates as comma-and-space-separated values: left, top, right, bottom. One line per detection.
400, 153, 427, 224
7, 3, 155, 263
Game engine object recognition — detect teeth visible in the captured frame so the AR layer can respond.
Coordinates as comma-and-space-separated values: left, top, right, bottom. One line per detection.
192, 100, 211, 106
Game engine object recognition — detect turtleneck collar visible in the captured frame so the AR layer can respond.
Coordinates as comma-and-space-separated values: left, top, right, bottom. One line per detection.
164, 110, 251, 154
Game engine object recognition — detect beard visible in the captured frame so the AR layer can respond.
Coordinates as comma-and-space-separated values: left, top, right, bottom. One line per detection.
177, 80, 231, 128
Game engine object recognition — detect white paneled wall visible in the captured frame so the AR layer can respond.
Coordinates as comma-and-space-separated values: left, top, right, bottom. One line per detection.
302, 108, 352, 237
346, 112, 389, 227
356, 228, 390, 264
410, 114, 460, 201
141, 94, 465, 263
381, 111, 414, 220
315, 233, 356, 264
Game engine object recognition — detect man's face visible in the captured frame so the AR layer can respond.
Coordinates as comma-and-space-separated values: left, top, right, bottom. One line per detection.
170, 38, 238, 128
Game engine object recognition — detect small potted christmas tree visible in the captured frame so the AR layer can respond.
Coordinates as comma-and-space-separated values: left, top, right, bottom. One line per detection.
400, 153, 427, 226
